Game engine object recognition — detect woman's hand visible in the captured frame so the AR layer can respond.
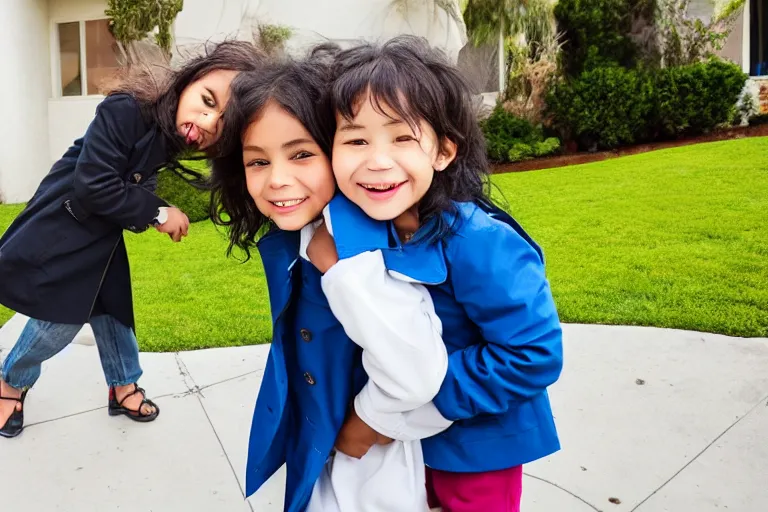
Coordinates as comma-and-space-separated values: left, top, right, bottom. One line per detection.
306, 221, 339, 274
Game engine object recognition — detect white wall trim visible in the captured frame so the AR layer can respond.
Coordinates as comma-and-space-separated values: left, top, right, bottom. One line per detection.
743, 0, 751, 75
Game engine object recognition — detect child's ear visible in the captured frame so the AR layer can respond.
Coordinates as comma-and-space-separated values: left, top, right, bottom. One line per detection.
434, 137, 458, 172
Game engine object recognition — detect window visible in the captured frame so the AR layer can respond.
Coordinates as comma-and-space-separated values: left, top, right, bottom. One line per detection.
750, 0, 768, 76
56, 19, 120, 97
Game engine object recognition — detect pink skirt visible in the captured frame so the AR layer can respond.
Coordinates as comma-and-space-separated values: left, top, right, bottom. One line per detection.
426, 465, 523, 512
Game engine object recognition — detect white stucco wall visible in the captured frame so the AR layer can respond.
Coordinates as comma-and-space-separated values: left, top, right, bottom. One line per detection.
1, 0, 466, 202
46, 0, 108, 174
48, 98, 103, 163
49, 0, 108, 23
175, 0, 466, 62
0, 0, 52, 204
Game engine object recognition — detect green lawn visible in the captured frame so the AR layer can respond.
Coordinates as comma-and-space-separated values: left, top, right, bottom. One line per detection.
0, 206, 271, 352
494, 137, 768, 338
1, 138, 766, 350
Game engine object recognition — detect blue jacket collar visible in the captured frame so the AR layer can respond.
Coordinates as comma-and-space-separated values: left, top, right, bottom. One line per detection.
328, 194, 448, 285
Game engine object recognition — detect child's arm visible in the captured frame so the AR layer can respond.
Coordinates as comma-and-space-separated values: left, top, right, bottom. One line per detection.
307, 221, 451, 442
321, 250, 450, 440
431, 217, 563, 422
63, 94, 169, 233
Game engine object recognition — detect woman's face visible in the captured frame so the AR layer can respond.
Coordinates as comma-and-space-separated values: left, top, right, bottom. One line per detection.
242, 100, 335, 231
176, 69, 239, 150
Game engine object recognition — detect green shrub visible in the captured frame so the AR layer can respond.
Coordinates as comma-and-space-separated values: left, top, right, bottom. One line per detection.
547, 65, 655, 150
547, 59, 747, 150
155, 158, 211, 223
481, 107, 561, 163
534, 137, 562, 157
554, 0, 639, 76
652, 60, 748, 137
508, 143, 534, 163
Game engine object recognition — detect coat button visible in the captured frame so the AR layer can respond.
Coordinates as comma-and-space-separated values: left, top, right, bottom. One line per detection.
304, 372, 316, 385
300, 328, 312, 342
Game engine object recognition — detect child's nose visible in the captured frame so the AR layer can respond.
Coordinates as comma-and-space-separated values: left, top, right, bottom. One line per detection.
368, 149, 394, 171
198, 111, 221, 133
268, 164, 293, 188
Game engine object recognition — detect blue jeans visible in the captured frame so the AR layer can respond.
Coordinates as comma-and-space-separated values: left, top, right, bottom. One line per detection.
1, 315, 143, 389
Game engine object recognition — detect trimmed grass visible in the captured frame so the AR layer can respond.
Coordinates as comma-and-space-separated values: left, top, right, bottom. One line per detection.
0, 204, 25, 327
0, 203, 271, 352
0, 138, 766, 350
494, 137, 768, 338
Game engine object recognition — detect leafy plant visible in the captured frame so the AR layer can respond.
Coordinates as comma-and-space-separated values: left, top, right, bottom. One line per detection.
656, 0, 746, 67
106, 0, 184, 63
481, 106, 561, 162
554, 0, 638, 76
255, 24, 293, 57
547, 65, 655, 149
547, 59, 747, 149
652, 59, 747, 136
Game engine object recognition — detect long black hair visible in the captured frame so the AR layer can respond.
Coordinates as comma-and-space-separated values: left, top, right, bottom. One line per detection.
323, 35, 491, 242
209, 54, 335, 260
105, 40, 268, 182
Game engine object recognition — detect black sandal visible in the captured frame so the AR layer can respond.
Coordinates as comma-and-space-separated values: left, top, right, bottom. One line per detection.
0, 388, 28, 438
108, 384, 160, 423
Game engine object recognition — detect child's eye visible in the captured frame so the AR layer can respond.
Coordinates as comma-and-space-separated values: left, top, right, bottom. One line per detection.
395, 135, 416, 143
291, 151, 314, 160
345, 139, 367, 146
203, 95, 216, 108
245, 159, 269, 168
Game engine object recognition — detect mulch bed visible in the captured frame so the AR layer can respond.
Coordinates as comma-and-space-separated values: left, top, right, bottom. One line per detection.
491, 124, 768, 175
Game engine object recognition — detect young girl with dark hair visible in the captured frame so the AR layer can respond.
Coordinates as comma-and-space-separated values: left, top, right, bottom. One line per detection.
310, 35, 564, 512
210, 55, 450, 512
0, 40, 266, 438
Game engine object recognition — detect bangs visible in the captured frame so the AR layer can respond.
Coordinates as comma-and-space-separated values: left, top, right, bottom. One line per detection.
332, 55, 435, 134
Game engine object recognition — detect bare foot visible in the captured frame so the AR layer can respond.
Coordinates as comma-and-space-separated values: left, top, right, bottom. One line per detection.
0, 380, 23, 428
113, 384, 156, 416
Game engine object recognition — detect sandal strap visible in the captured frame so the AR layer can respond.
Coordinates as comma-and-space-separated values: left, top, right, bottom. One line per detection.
0, 387, 25, 403
121, 397, 158, 418
115, 384, 146, 408
113, 384, 156, 417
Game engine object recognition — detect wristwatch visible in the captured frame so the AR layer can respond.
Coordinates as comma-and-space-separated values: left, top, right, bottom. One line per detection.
153, 207, 169, 226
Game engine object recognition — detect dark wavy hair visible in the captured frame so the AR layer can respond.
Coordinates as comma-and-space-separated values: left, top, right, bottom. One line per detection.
105, 40, 268, 182
321, 35, 492, 243
209, 55, 336, 260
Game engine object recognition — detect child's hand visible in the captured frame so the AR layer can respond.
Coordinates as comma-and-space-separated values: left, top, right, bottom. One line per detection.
334, 407, 391, 459
306, 222, 338, 274
155, 207, 190, 242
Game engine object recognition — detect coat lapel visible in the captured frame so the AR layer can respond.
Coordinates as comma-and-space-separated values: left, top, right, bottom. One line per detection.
257, 229, 300, 324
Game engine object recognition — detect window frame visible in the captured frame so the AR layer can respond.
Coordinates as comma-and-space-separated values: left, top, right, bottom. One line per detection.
50, 16, 118, 100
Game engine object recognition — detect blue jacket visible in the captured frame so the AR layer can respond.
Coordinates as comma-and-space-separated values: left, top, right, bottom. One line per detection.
328, 194, 563, 472
245, 228, 365, 511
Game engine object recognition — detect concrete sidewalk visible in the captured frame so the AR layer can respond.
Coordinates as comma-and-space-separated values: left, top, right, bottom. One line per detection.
1, 313, 767, 511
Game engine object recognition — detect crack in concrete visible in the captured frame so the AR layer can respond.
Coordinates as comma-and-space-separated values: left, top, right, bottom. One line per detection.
523, 473, 603, 511
198, 369, 265, 392
195, 392, 247, 501
630, 390, 768, 511
174, 352, 201, 397
21, 367, 265, 429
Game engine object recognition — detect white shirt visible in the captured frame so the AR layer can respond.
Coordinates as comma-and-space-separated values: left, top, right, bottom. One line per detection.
299, 208, 452, 512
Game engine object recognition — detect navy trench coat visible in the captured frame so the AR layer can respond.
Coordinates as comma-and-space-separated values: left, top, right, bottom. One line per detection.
0, 94, 171, 330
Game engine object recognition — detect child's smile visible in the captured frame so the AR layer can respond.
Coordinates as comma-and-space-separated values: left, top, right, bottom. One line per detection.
332, 93, 453, 225
242, 100, 335, 231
